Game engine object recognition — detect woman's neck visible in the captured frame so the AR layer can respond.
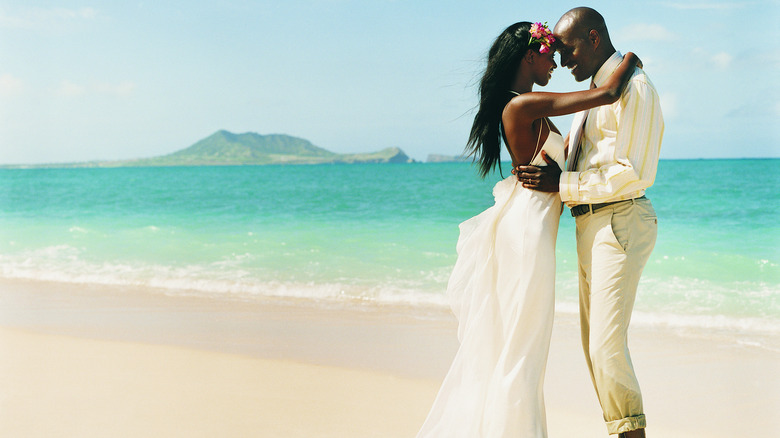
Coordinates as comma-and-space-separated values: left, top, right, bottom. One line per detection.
510, 76, 533, 94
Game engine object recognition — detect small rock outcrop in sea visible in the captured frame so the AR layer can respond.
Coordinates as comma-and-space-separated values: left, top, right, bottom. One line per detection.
426, 154, 469, 163
339, 147, 415, 164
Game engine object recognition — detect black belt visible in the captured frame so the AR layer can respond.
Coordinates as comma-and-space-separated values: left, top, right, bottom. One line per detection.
570, 196, 645, 217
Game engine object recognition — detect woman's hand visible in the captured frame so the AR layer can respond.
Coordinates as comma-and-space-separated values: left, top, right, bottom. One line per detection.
601, 52, 641, 101
625, 52, 642, 69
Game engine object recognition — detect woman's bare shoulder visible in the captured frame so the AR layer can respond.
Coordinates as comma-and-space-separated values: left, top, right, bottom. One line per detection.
503, 94, 533, 118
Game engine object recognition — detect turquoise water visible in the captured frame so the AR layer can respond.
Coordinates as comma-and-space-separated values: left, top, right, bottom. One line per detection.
1, 160, 778, 344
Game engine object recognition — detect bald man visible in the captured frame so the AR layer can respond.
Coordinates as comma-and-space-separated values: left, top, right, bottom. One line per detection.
517, 7, 664, 438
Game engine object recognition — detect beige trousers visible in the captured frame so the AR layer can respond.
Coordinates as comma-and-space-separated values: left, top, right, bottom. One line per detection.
575, 197, 657, 435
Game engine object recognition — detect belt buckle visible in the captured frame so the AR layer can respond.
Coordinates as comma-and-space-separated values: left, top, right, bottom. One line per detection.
571, 204, 591, 217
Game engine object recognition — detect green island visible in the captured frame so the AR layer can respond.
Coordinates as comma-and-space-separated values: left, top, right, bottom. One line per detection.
5, 130, 416, 168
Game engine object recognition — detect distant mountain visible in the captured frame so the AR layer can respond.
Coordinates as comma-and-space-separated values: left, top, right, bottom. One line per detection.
175, 130, 336, 161
4, 131, 415, 168
131, 131, 340, 166
129, 130, 415, 166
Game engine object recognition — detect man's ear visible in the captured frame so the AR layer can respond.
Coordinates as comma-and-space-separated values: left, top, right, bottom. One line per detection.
588, 29, 600, 51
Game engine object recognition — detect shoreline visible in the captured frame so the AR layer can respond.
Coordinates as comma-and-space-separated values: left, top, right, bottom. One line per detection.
2, 275, 777, 353
1, 278, 778, 437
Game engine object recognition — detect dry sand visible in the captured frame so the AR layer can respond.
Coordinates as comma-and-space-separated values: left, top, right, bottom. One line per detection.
0, 279, 777, 437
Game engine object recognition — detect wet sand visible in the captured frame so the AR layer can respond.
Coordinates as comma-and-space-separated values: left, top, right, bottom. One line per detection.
0, 279, 776, 437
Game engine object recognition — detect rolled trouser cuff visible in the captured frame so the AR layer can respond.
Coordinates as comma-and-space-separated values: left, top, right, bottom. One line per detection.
607, 414, 646, 434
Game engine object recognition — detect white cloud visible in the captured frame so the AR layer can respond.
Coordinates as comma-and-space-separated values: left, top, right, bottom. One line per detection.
617, 23, 676, 42
95, 81, 136, 97
0, 7, 98, 30
57, 80, 87, 97
711, 52, 733, 69
0, 74, 24, 95
56, 80, 136, 98
75, 7, 97, 19
0, 10, 29, 28
659, 1, 748, 10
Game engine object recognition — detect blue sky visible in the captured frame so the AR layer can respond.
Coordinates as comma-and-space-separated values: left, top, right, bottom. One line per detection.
1, 0, 778, 164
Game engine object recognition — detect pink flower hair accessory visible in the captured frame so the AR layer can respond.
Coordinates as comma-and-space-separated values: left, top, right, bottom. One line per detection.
529, 22, 556, 54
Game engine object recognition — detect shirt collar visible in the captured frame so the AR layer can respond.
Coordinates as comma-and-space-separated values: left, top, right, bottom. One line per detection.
592, 51, 623, 88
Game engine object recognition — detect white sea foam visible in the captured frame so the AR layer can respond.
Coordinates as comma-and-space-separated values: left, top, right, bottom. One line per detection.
1, 245, 778, 350
554, 298, 780, 351
556, 301, 780, 335
0, 246, 449, 306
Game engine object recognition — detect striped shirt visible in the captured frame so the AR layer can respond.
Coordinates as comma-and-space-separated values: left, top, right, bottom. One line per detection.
560, 52, 664, 205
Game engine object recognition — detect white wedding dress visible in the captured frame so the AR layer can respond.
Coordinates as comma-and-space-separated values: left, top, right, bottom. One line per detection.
417, 125, 565, 438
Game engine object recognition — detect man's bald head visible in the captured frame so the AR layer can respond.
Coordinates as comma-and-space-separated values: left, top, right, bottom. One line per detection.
553, 7, 615, 82
554, 7, 610, 43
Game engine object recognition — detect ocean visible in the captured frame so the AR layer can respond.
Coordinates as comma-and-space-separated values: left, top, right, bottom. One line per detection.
1, 160, 778, 349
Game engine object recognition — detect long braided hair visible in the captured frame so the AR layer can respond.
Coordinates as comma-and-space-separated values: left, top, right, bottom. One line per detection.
466, 22, 542, 178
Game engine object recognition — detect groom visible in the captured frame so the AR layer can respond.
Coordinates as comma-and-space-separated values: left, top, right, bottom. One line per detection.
517, 7, 663, 438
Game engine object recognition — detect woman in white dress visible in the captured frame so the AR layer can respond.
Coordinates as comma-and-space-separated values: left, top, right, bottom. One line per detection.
417, 22, 639, 438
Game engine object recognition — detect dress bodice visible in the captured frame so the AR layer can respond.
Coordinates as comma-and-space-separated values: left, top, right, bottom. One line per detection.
529, 130, 565, 169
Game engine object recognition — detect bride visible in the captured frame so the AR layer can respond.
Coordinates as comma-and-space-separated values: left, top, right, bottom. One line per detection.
416, 22, 639, 437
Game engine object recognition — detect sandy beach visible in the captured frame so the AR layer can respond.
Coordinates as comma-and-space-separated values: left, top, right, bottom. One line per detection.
1, 278, 777, 437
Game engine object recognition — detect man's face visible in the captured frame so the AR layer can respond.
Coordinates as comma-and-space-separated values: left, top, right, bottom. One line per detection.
554, 21, 595, 82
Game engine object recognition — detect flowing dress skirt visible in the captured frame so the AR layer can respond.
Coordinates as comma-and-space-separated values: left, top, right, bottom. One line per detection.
417, 176, 561, 438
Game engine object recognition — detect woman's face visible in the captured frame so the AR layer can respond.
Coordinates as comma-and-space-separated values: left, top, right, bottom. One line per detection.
534, 50, 558, 86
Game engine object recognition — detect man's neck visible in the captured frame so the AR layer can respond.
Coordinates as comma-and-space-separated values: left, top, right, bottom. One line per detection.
591, 48, 617, 81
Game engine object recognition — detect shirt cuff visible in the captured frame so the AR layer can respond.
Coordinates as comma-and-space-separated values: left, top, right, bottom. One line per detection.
560, 171, 580, 203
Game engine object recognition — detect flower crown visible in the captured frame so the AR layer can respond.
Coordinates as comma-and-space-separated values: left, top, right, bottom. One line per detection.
529, 22, 555, 54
